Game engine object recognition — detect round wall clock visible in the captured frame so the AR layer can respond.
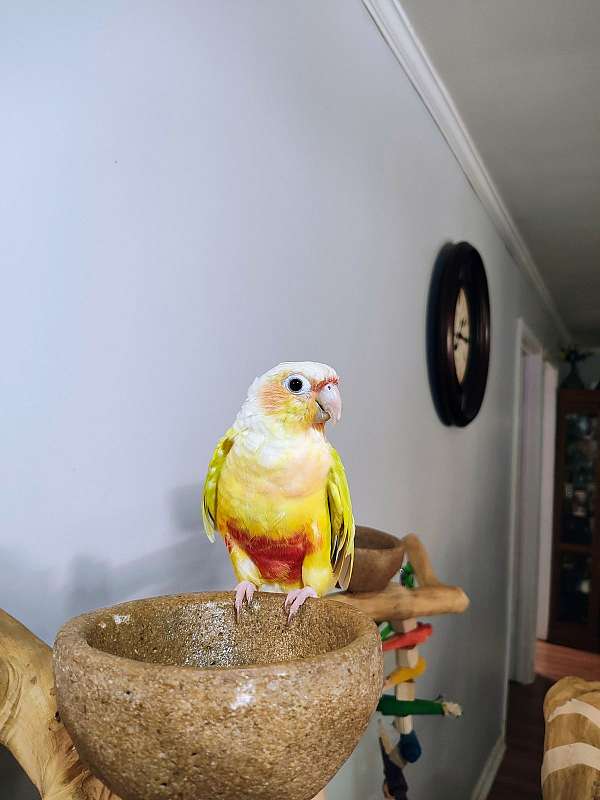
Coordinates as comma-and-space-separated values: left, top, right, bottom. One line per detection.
427, 241, 491, 427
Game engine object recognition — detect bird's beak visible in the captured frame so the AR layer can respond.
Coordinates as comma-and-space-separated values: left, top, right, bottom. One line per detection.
314, 383, 342, 424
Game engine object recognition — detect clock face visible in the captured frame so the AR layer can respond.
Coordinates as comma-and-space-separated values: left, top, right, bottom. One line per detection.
453, 288, 470, 384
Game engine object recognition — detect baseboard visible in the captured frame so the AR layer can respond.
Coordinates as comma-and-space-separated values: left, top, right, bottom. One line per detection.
471, 734, 506, 800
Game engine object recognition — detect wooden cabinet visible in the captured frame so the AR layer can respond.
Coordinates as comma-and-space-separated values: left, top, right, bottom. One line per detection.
548, 390, 600, 652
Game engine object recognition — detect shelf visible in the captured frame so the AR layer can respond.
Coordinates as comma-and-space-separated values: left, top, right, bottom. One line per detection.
557, 542, 594, 554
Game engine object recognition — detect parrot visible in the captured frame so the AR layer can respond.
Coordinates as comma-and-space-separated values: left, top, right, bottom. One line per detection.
202, 361, 354, 621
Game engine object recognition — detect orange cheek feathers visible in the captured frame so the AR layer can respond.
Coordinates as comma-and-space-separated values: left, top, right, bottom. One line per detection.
259, 380, 311, 423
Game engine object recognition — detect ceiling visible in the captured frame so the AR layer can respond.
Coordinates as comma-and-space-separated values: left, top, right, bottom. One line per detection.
401, 0, 600, 345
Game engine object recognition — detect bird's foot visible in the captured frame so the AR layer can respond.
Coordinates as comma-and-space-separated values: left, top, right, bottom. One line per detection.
234, 581, 256, 621
284, 586, 318, 623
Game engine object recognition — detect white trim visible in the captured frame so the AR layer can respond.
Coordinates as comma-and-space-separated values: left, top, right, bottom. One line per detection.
520, 321, 544, 355
362, 0, 570, 342
504, 321, 530, 693
505, 319, 545, 685
470, 734, 506, 800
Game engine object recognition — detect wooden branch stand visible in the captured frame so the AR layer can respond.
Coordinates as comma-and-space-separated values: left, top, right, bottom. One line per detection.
0, 534, 468, 800
0, 609, 120, 800
334, 534, 469, 621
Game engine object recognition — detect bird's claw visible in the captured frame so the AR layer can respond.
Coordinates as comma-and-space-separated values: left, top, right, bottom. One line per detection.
234, 581, 256, 621
284, 586, 318, 623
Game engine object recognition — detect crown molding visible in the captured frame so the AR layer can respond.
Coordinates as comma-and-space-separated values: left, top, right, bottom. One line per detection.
363, 0, 570, 342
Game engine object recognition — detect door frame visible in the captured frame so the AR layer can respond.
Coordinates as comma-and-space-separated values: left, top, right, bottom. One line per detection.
505, 319, 545, 685
536, 361, 559, 640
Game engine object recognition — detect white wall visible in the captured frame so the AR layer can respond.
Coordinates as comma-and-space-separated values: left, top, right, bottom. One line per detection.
1, 2, 561, 798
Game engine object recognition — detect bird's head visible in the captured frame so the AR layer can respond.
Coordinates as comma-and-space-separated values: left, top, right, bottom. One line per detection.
243, 361, 342, 431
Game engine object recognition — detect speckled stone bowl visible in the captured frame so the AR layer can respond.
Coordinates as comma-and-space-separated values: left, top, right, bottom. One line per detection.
53, 592, 383, 800
347, 526, 406, 593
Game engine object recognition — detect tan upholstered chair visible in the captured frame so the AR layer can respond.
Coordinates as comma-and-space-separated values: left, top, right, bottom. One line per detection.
543, 676, 600, 799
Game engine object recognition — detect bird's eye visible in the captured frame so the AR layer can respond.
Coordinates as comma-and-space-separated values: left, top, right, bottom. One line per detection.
284, 375, 309, 394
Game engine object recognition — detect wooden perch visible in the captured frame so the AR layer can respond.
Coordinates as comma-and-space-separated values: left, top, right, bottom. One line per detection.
0, 608, 121, 800
334, 582, 469, 620
334, 533, 469, 621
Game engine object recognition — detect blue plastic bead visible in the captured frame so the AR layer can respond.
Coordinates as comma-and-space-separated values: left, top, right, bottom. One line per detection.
399, 730, 422, 763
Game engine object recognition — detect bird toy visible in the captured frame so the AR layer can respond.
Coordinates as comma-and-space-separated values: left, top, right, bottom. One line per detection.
381, 622, 432, 652
377, 561, 462, 798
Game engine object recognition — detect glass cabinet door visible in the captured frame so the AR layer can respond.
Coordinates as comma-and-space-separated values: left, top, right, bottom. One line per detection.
557, 552, 592, 624
550, 397, 600, 651
561, 413, 598, 546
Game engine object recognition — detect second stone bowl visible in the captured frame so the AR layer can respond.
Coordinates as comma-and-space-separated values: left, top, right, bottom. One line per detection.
347, 526, 406, 593
53, 591, 383, 800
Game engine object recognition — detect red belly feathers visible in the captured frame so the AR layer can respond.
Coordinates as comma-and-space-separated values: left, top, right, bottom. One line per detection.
225, 522, 312, 584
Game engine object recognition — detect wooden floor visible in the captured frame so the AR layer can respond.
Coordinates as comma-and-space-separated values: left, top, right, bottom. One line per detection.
487, 640, 600, 800
535, 639, 600, 682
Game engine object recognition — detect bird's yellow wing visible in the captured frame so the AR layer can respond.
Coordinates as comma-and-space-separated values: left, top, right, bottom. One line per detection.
327, 447, 355, 590
202, 429, 236, 542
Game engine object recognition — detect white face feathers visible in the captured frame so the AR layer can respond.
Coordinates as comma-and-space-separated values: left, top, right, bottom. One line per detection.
236, 361, 341, 431
251, 362, 338, 394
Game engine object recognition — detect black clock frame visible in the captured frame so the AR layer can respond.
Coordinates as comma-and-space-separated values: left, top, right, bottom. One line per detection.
427, 241, 490, 427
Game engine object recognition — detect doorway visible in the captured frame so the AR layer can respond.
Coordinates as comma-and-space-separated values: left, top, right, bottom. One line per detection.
507, 320, 545, 685
536, 362, 559, 641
